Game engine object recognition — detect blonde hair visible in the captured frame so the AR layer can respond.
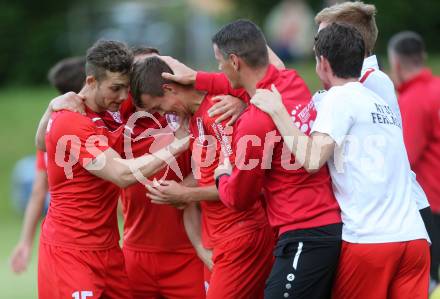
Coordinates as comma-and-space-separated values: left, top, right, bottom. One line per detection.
315, 1, 378, 55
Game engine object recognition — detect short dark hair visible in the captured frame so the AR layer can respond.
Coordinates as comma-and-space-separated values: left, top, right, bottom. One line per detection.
130, 56, 173, 108
131, 46, 160, 57
388, 31, 425, 67
47, 56, 86, 94
212, 19, 268, 68
85, 40, 133, 81
314, 23, 365, 79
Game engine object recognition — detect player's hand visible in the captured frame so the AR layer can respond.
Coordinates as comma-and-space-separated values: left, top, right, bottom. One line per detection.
214, 158, 232, 181
196, 246, 213, 271
49, 91, 86, 115
160, 56, 197, 86
10, 241, 32, 274
250, 84, 283, 116
208, 95, 247, 126
147, 180, 191, 208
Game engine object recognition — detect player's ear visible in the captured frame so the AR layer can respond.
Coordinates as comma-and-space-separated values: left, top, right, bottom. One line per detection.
85, 75, 97, 89
162, 83, 177, 95
229, 54, 240, 71
320, 56, 331, 73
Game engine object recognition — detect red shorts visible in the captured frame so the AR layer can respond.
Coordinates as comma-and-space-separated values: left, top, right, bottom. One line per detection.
207, 225, 274, 299
38, 242, 132, 299
123, 248, 205, 299
332, 239, 430, 299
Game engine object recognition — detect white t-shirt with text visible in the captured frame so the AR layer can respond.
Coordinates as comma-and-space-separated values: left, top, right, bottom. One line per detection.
311, 81, 429, 243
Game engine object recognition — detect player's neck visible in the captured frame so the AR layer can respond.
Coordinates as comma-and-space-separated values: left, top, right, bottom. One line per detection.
184, 89, 207, 114
241, 65, 269, 97
330, 76, 358, 87
402, 66, 425, 84
79, 85, 104, 113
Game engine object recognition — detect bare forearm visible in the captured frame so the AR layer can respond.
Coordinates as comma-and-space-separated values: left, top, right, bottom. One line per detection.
183, 203, 203, 249
267, 46, 285, 70
111, 137, 189, 187
184, 185, 219, 203
271, 108, 334, 171
35, 107, 52, 151
19, 174, 47, 245
182, 173, 198, 187
271, 107, 309, 161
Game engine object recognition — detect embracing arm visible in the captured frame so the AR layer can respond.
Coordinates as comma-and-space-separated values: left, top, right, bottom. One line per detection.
10, 170, 48, 273
250, 85, 337, 173
85, 136, 190, 188
269, 104, 335, 172
35, 92, 85, 151
183, 203, 213, 270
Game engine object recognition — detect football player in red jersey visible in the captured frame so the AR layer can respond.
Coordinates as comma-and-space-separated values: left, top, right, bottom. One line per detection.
10, 56, 85, 275
130, 56, 274, 299
35, 40, 189, 299
116, 46, 207, 299
161, 20, 342, 299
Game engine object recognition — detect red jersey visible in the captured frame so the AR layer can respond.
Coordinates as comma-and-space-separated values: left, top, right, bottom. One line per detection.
398, 68, 440, 212
117, 99, 195, 253
196, 65, 341, 235
36, 149, 47, 171
42, 108, 123, 250
190, 94, 268, 248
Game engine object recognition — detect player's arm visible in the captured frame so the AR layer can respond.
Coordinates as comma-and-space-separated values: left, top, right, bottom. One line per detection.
9, 169, 47, 274
85, 136, 190, 188
35, 92, 85, 151
207, 95, 247, 126
267, 45, 285, 70
250, 85, 340, 172
147, 180, 219, 208
183, 202, 213, 270
214, 116, 271, 212
182, 171, 198, 187
161, 46, 283, 96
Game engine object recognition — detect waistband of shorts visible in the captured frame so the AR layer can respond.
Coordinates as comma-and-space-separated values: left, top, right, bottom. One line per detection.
122, 242, 196, 254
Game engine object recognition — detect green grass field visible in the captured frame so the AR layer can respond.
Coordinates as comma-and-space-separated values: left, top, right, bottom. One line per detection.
1, 59, 440, 298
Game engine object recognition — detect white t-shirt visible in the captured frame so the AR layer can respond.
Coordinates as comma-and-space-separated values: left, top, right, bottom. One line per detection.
361, 55, 430, 210
313, 55, 430, 210
311, 81, 429, 243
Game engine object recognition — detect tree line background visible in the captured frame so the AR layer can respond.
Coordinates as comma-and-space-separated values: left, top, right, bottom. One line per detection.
1, 0, 439, 86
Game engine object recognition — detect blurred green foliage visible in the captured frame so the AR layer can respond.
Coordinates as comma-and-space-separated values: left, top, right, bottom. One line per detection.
234, 0, 440, 55
0, 1, 81, 85
1, 0, 440, 86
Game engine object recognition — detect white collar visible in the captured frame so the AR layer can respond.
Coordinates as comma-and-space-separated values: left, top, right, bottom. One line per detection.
362, 55, 379, 72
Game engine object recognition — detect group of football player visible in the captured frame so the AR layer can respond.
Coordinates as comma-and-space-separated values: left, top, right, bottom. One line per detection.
9, 1, 436, 299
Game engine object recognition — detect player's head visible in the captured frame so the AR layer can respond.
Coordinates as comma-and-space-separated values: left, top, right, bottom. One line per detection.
130, 56, 190, 116
47, 56, 86, 94
315, 1, 377, 56
314, 23, 365, 89
211, 19, 269, 88
387, 31, 426, 85
85, 40, 133, 112
131, 46, 160, 63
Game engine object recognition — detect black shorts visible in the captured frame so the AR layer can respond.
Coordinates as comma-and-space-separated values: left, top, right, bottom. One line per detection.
265, 223, 342, 299
419, 206, 433, 241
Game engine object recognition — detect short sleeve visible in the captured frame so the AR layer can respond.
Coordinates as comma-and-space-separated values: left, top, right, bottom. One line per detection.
311, 89, 355, 145
49, 112, 111, 168
35, 149, 47, 171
